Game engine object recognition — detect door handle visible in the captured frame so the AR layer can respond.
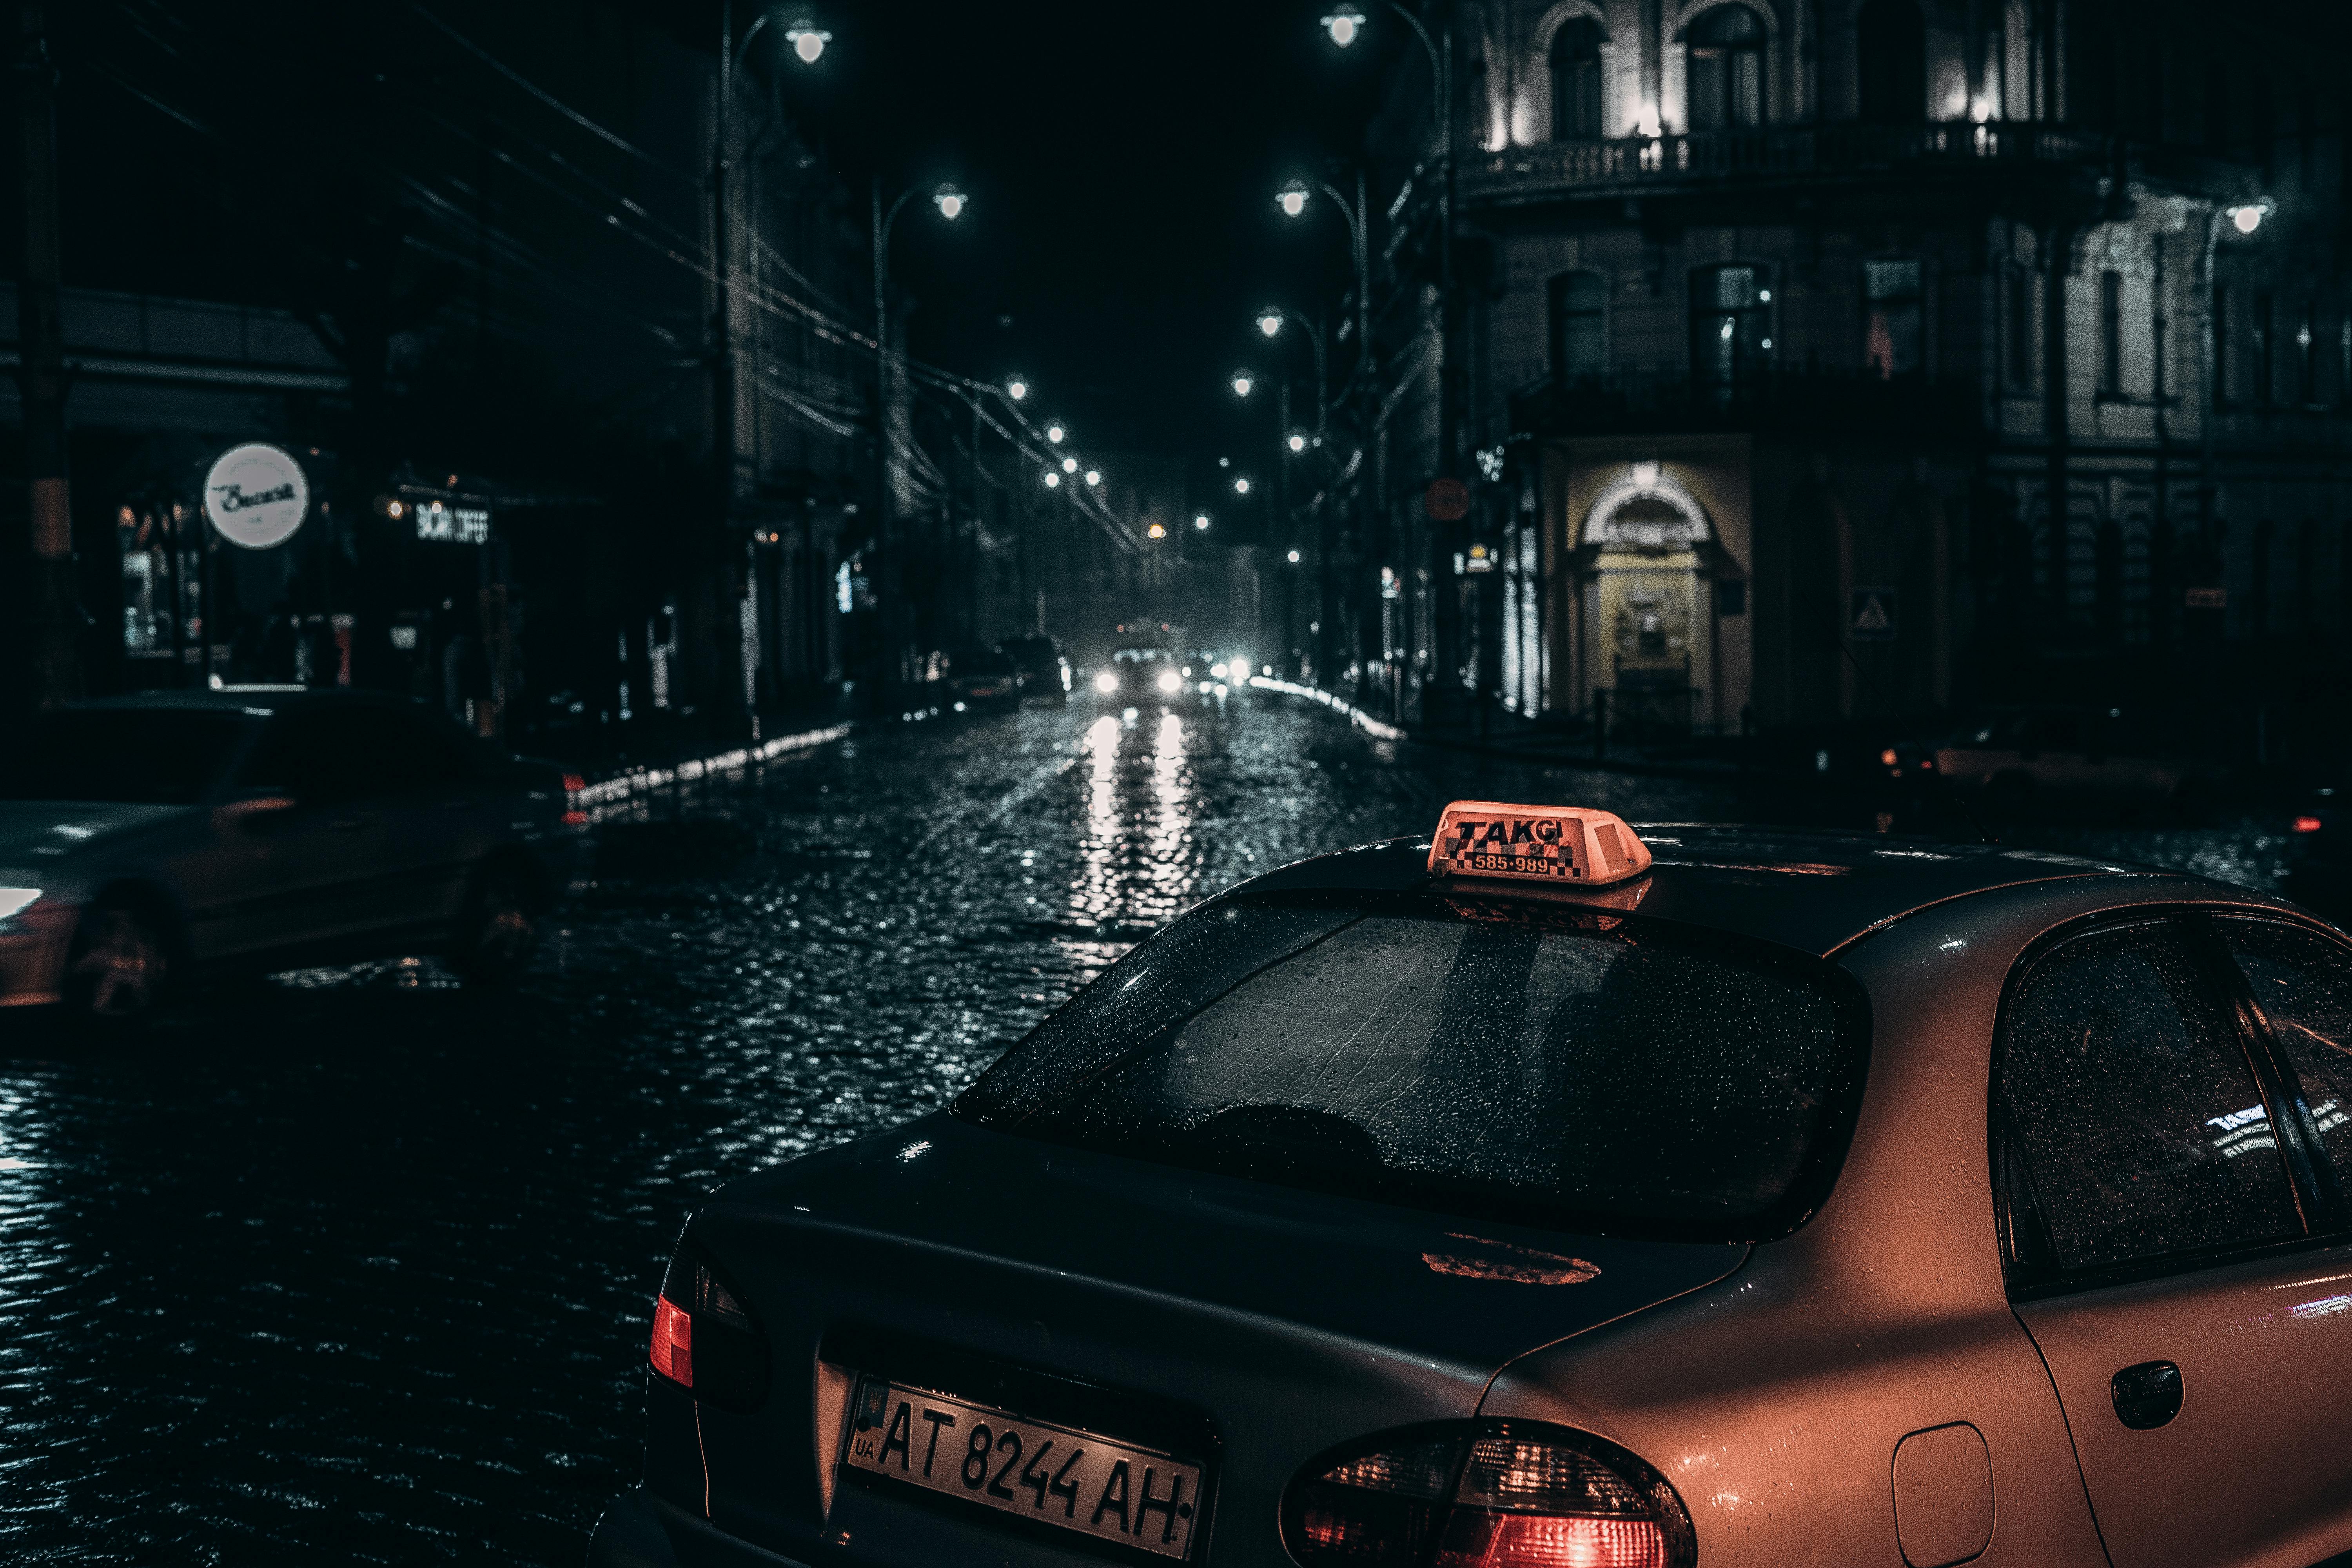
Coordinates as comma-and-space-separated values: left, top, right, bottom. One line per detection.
2111, 1360, 2183, 1430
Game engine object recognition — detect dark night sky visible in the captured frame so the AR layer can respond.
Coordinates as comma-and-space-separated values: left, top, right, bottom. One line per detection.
750, 0, 1395, 463
35, 1, 1408, 481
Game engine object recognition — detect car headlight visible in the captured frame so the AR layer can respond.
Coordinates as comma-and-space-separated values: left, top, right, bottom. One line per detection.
1211, 662, 1228, 679
1094, 671, 1119, 694
1156, 671, 1182, 693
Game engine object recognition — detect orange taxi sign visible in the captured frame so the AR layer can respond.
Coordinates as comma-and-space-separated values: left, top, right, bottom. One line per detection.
1427, 801, 1653, 887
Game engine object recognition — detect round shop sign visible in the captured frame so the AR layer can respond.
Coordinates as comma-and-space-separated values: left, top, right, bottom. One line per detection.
203, 442, 310, 549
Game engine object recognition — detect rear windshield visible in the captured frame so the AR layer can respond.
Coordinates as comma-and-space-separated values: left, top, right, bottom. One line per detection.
956, 892, 1870, 1240
0, 709, 250, 805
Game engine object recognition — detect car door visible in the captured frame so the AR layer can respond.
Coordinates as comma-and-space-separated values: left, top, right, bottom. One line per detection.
221, 707, 399, 954
1995, 914, 2352, 1568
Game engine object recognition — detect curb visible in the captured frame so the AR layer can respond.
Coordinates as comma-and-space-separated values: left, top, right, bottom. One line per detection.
570, 722, 855, 806
1245, 677, 1408, 742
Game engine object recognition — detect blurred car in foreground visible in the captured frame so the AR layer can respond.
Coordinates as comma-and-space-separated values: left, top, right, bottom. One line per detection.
946, 648, 1025, 714
1933, 706, 2220, 814
1089, 644, 1194, 710
592, 802, 2352, 1568
1002, 636, 1072, 707
0, 689, 588, 1024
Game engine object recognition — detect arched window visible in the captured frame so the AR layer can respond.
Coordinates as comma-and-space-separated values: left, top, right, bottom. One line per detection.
1550, 18, 1605, 140
1856, 0, 1925, 125
1690, 264, 1772, 391
1687, 6, 1766, 131
1549, 270, 1608, 383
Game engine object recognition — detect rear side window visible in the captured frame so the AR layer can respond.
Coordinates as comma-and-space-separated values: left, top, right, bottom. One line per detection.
1997, 922, 2302, 1280
958, 893, 1869, 1240
2218, 917, 2352, 1181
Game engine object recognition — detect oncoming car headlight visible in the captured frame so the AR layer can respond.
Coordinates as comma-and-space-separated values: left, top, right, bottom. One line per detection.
1156, 671, 1183, 693
1093, 671, 1119, 694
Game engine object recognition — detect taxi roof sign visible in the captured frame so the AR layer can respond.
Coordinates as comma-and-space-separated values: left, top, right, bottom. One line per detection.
1428, 801, 1653, 887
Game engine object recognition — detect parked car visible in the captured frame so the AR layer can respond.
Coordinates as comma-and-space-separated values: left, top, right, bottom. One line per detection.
946, 648, 1025, 713
1933, 706, 2220, 813
0, 689, 588, 1024
1089, 644, 1193, 711
1001, 635, 1072, 707
592, 804, 2352, 1568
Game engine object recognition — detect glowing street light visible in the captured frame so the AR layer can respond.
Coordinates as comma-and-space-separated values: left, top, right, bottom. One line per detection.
1193, 514, 1210, 530
783, 15, 831, 62
1277, 179, 1311, 219
931, 183, 967, 220
1004, 375, 1029, 401
1061, 456, 1078, 474
1147, 521, 1168, 539
1046, 423, 1065, 444
1287, 548, 1303, 563
1231, 370, 1256, 398
1234, 477, 1252, 495
1256, 307, 1285, 338
1320, 4, 1366, 46
2226, 200, 2273, 236
1044, 471, 1062, 488
1287, 429, 1309, 453
1084, 469, 1101, 486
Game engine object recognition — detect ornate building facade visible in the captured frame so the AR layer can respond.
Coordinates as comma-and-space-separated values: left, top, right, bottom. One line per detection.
1366, 0, 2343, 739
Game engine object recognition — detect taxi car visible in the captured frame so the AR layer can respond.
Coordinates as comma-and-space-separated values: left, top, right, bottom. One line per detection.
0, 689, 587, 1023
590, 802, 2352, 1568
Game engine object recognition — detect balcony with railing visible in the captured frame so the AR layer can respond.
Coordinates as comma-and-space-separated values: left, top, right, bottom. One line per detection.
1510, 367, 1984, 439
1464, 122, 2248, 204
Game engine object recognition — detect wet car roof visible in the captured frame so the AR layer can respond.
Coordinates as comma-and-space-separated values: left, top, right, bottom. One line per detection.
1245, 825, 2208, 958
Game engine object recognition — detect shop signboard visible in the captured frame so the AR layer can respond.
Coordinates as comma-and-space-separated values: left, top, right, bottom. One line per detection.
203, 443, 309, 550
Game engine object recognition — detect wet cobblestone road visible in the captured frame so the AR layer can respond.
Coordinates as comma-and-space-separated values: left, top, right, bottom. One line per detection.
0, 695, 2296, 1563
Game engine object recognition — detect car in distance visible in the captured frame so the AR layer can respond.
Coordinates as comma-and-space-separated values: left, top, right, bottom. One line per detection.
1002, 636, 1073, 707
946, 648, 1026, 714
0, 689, 588, 1024
591, 802, 2352, 1567
1932, 706, 2221, 815
1090, 644, 1192, 711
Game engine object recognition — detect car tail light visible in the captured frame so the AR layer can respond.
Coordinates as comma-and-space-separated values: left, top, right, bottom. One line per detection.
561, 772, 589, 827
647, 1236, 769, 1413
1283, 1421, 1693, 1568
2296, 815, 2325, 833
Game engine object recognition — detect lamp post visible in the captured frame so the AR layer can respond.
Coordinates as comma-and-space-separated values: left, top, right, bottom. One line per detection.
2198, 198, 2271, 549
1275, 181, 1370, 388
869, 177, 966, 692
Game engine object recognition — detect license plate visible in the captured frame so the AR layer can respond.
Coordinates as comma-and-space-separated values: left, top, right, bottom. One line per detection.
843, 1378, 1205, 1559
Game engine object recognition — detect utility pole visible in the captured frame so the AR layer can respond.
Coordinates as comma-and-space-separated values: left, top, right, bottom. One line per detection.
17, 4, 78, 708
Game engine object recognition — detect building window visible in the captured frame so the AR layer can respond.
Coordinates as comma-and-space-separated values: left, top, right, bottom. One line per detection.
1548, 270, 1608, 383
2298, 303, 2317, 405
1690, 263, 1772, 390
1864, 259, 1922, 378
1687, 5, 1766, 130
2006, 266, 2033, 390
2098, 269, 2123, 396
1856, 0, 1926, 125
2254, 290, 2274, 408
1550, 17, 1605, 140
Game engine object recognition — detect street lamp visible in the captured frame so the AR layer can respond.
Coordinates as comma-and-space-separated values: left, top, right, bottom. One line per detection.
1084, 469, 1101, 487
931, 183, 968, 220
2199, 194, 2276, 553
1061, 456, 1078, 473
1044, 471, 1062, 488
1287, 548, 1303, 563
1257, 307, 1285, 338
1046, 423, 1065, 444
1234, 477, 1251, 495
1288, 429, 1309, 453
1276, 179, 1311, 219
1320, 4, 1366, 46
783, 13, 831, 62
2227, 200, 2271, 236
1231, 370, 1255, 398
1147, 521, 1168, 539
1004, 375, 1029, 401
871, 173, 967, 689
1194, 514, 1210, 530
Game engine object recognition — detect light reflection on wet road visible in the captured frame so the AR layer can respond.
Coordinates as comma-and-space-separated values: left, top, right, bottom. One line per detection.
0, 696, 2294, 1562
